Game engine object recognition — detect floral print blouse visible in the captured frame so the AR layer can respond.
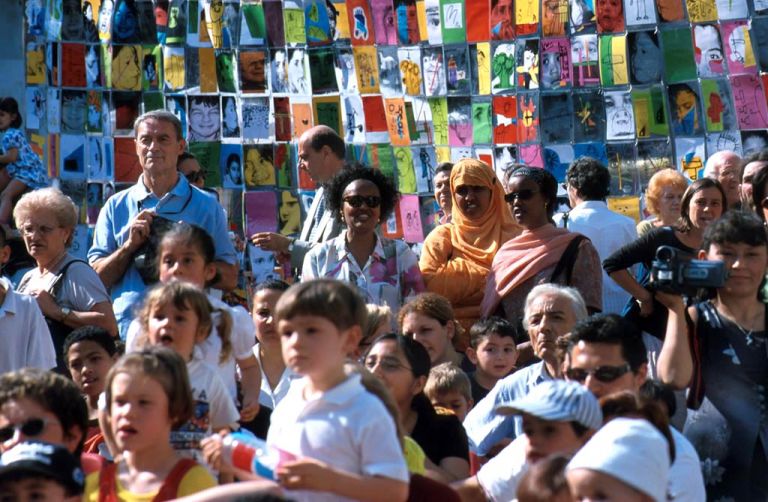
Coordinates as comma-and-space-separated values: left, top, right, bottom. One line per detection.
302, 233, 426, 315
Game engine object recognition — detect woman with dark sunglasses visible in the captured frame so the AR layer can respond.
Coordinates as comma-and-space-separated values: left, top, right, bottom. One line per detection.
420, 159, 519, 350
302, 163, 425, 319
481, 166, 602, 357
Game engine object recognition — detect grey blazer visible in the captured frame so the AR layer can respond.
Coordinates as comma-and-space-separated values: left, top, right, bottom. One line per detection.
290, 186, 345, 270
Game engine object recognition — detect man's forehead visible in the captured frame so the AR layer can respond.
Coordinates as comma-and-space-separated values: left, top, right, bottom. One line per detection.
137, 119, 177, 136
571, 340, 625, 361
720, 157, 741, 170
530, 293, 573, 314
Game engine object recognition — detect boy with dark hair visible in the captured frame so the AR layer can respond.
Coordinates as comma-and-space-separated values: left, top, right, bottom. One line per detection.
0, 441, 84, 502
465, 317, 518, 402
63, 326, 120, 454
0, 369, 101, 474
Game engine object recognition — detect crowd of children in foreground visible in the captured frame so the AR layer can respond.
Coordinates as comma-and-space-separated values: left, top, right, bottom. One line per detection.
8, 208, 768, 501
0, 95, 761, 501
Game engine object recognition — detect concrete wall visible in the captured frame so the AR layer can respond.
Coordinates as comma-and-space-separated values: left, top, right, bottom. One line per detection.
0, 1, 25, 112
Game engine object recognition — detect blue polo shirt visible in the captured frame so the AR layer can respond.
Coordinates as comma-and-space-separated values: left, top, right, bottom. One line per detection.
463, 361, 554, 456
88, 175, 236, 338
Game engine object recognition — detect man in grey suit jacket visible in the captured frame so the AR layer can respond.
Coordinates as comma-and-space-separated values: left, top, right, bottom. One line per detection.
251, 125, 345, 272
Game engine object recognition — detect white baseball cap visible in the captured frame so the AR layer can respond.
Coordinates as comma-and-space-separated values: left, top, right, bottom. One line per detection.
567, 417, 671, 502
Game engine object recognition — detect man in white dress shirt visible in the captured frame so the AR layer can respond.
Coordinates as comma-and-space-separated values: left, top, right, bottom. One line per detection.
554, 157, 637, 314
251, 125, 346, 273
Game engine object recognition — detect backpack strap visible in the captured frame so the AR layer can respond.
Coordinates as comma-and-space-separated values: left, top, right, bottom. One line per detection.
685, 305, 705, 410
17, 258, 88, 300
550, 235, 587, 285
153, 458, 198, 501
97, 462, 119, 502
49, 259, 88, 300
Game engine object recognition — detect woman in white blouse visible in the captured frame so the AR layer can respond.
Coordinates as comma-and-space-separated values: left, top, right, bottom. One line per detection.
302, 163, 426, 314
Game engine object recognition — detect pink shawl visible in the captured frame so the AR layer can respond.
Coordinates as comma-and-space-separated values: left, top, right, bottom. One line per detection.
481, 224, 582, 317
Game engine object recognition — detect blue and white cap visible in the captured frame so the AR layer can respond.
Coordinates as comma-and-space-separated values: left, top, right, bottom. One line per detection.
0, 441, 84, 495
495, 380, 603, 430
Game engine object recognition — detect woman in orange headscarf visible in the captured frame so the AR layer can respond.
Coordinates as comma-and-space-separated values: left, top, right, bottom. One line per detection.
419, 158, 519, 349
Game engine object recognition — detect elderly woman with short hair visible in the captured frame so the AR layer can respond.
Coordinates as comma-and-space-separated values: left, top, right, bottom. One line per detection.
15, 188, 117, 371
637, 168, 688, 237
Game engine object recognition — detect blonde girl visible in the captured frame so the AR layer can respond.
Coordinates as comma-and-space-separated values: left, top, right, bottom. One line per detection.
137, 281, 240, 472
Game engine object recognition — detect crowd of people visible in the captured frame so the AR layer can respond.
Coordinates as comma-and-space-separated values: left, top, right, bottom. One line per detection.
0, 103, 766, 502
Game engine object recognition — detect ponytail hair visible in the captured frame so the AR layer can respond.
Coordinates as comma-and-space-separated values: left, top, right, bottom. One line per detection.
212, 306, 232, 364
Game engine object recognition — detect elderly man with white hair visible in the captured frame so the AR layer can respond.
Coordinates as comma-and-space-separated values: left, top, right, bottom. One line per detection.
463, 283, 589, 456
703, 150, 742, 209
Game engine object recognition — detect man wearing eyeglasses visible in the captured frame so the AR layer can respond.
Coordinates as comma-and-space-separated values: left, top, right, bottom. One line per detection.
562, 314, 705, 502
88, 111, 237, 337
251, 125, 346, 274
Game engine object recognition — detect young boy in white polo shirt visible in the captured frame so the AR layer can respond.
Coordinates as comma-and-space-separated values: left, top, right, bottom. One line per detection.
268, 279, 409, 502
0, 229, 56, 373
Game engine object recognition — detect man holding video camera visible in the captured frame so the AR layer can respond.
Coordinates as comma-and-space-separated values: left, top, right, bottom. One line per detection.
88, 110, 237, 338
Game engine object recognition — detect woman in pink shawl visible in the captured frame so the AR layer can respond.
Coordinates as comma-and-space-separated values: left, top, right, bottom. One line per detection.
481, 166, 602, 331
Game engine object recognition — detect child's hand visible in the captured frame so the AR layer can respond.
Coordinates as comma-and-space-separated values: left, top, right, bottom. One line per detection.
276, 458, 337, 492
239, 400, 259, 423
201, 433, 229, 474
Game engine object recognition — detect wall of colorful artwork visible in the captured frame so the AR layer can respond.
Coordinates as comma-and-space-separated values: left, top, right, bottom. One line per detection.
21, 0, 768, 254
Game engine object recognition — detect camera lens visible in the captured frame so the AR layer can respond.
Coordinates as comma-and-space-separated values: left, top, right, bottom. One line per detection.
656, 246, 675, 261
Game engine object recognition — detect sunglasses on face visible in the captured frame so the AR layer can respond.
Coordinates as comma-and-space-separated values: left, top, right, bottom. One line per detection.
504, 189, 539, 203
343, 195, 381, 208
364, 357, 412, 373
565, 363, 631, 383
0, 418, 48, 442
185, 170, 205, 183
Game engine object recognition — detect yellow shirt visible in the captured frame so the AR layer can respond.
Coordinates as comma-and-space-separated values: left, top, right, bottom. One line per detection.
403, 436, 426, 475
82, 464, 216, 501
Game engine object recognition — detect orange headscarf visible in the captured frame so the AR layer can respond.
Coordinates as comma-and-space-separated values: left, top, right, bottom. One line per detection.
449, 159, 519, 266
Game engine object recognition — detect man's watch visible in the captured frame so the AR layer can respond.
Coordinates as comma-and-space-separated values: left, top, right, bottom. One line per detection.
60, 307, 72, 322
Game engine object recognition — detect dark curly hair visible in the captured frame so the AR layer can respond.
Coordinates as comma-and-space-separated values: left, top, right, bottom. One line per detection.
326, 163, 400, 223
566, 157, 610, 201
508, 166, 559, 219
